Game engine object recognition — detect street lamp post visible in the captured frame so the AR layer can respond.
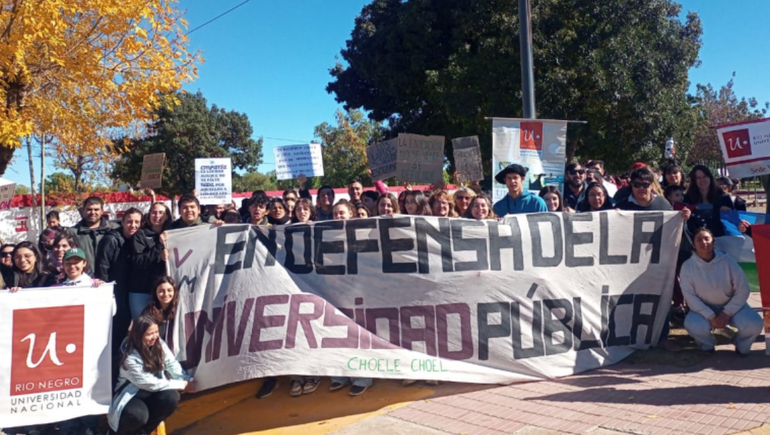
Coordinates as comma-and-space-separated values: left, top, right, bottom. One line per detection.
519, 0, 536, 119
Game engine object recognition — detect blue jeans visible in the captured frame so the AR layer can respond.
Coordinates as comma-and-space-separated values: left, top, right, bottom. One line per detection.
684, 303, 762, 354
129, 292, 153, 320
331, 377, 372, 388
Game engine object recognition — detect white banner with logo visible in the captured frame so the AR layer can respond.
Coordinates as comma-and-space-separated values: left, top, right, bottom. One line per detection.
716, 117, 770, 178
492, 118, 568, 203
166, 212, 681, 391
0, 285, 113, 427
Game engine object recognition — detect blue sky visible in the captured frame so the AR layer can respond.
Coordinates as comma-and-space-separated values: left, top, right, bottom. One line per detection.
5, 0, 769, 188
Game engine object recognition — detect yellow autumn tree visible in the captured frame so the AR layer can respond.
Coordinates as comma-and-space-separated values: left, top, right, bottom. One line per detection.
0, 0, 199, 175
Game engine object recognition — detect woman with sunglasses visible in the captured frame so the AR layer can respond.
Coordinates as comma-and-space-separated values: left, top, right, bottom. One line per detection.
453, 186, 476, 216
0, 243, 14, 288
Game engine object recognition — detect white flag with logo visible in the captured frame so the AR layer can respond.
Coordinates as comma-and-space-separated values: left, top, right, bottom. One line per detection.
716, 117, 770, 178
491, 118, 568, 203
0, 285, 113, 427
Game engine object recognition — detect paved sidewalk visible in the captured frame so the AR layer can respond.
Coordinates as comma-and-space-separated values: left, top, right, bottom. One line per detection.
333, 293, 770, 435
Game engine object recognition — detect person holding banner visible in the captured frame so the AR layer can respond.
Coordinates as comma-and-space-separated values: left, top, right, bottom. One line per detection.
453, 186, 476, 216
403, 190, 432, 216
429, 190, 457, 217
492, 164, 547, 216
6, 241, 57, 291
376, 193, 400, 216
464, 195, 497, 220
538, 186, 564, 212
680, 227, 763, 355
577, 182, 614, 212
291, 198, 317, 223
108, 314, 192, 435
172, 195, 220, 229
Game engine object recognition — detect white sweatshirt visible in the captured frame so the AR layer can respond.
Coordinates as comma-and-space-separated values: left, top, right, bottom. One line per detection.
679, 250, 750, 320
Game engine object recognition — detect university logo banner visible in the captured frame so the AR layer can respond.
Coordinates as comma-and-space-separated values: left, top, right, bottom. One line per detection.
716, 117, 770, 178
166, 212, 682, 391
491, 118, 568, 203
0, 285, 113, 427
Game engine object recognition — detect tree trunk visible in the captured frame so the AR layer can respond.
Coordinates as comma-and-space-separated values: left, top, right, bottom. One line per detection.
566, 138, 578, 164
0, 146, 14, 177
26, 137, 37, 208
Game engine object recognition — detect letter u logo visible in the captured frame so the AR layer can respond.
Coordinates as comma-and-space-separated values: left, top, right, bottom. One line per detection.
21, 332, 64, 368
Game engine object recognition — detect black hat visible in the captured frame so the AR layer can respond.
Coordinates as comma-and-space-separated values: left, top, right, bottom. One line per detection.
495, 164, 528, 184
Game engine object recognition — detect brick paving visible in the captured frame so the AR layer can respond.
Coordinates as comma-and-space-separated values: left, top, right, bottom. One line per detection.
384, 294, 770, 435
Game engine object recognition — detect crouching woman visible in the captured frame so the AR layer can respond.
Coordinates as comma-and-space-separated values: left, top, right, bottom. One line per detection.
108, 315, 193, 434
680, 227, 763, 355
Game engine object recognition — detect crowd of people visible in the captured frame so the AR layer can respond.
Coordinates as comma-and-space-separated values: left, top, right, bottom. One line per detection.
1, 159, 764, 435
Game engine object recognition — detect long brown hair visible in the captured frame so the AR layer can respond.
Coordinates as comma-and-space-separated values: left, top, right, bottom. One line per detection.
121, 314, 165, 374
148, 276, 178, 323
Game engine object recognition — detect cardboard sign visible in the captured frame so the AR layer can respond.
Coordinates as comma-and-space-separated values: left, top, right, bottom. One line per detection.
195, 158, 232, 205
140, 153, 165, 189
366, 138, 398, 180
396, 133, 445, 183
274, 144, 324, 181
0, 178, 15, 211
716, 118, 770, 178
452, 136, 484, 183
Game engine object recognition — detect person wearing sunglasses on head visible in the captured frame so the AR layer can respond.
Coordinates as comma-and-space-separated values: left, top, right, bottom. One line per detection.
562, 162, 588, 213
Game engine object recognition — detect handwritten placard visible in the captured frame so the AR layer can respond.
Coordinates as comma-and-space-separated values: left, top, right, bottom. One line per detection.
452, 136, 484, 183
140, 153, 165, 189
195, 158, 232, 205
366, 138, 397, 180
0, 178, 15, 211
396, 133, 445, 183
274, 144, 324, 180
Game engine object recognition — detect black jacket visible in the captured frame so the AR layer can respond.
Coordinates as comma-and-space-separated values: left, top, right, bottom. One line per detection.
11, 271, 57, 288
96, 229, 127, 282
129, 228, 167, 295
67, 217, 120, 266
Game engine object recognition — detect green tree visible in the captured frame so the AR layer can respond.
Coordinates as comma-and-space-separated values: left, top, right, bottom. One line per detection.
327, 0, 702, 174
233, 171, 277, 193
14, 184, 29, 195
313, 109, 384, 188
112, 91, 264, 198
43, 172, 77, 193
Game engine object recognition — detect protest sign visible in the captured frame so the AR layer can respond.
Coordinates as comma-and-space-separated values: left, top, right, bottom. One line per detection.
274, 144, 324, 180
491, 119, 568, 203
367, 138, 398, 180
166, 212, 681, 391
452, 136, 484, 183
396, 134, 445, 183
716, 118, 770, 178
0, 178, 15, 211
0, 285, 114, 427
140, 153, 166, 189
195, 158, 232, 205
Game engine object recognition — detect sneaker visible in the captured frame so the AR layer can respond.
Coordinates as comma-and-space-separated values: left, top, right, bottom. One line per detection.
289, 379, 303, 397
257, 377, 278, 399
302, 377, 321, 395
349, 384, 369, 396
329, 381, 347, 391
402, 379, 417, 386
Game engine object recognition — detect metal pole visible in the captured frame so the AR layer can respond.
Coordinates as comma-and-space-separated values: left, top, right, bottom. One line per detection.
40, 136, 46, 229
519, 0, 536, 119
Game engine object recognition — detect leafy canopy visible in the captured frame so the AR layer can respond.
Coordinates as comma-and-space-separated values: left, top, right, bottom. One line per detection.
328, 0, 702, 174
112, 91, 264, 198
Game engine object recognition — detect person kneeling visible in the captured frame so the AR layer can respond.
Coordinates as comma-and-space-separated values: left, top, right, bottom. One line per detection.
108, 315, 194, 434
680, 227, 763, 355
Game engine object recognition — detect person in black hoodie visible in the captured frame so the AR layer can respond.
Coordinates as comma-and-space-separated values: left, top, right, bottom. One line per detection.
128, 202, 173, 320
684, 165, 733, 238
97, 207, 143, 318
67, 196, 120, 265
267, 197, 291, 225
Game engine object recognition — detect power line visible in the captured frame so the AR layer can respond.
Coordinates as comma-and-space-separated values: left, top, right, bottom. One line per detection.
187, 0, 253, 35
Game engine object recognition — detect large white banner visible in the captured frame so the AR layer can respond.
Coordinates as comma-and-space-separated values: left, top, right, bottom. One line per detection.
0, 285, 114, 427
166, 212, 681, 391
716, 118, 770, 178
492, 119, 568, 203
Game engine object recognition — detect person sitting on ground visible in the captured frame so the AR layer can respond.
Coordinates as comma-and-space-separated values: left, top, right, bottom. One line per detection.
538, 186, 564, 212
108, 315, 193, 435
680, 227, 763, 355
492, 164, 547, 216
